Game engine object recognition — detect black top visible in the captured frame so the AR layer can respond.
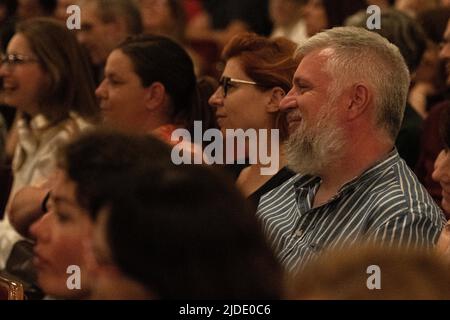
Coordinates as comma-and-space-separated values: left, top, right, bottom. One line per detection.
248, 166, 296, 208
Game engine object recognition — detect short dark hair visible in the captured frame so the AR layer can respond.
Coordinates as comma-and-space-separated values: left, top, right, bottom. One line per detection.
57, 129, 172, 217
57, 129, 281, 299
105, 164, 282, 299
117, 34, 216, 135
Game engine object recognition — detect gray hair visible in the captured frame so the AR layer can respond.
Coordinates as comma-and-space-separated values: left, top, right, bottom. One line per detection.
296, 26, 410, 141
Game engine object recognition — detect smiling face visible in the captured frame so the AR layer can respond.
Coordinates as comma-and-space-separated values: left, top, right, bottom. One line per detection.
29, 170, 94, 299
303, 0, 328, 37
280, 49, 346, 175
208, 57, 275, 134
0, 33, 49, 116
96, 49, 150, 134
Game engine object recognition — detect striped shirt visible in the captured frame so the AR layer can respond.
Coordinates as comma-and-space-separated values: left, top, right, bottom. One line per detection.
256, 150, 446, 274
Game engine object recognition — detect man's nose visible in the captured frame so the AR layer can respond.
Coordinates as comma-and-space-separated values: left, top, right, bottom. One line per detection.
279, 89, 297, 111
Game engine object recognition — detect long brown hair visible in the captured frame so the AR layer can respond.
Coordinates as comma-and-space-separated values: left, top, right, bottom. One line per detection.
16, 18, 99, 124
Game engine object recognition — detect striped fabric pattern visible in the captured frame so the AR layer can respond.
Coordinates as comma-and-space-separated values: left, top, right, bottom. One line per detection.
256, 150, 446, 274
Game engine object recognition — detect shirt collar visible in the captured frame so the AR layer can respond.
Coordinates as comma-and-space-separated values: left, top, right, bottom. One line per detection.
293, 149, 400, 198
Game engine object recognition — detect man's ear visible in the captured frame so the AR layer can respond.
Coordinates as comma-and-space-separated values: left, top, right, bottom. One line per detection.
145, 82, 166, 111
266, 87, 286, 113
346, 83, 371, 121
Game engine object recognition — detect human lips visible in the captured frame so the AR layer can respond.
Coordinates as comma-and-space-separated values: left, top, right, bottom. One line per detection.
99, 101, 111, 112
33, 248, 51, 270
215, 113, 226, 126
2, 80, 18, 92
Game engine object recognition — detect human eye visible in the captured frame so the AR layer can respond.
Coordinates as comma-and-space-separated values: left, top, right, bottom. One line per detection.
295, 81, 309, 93
54, 208, 72, 224
106, 76, 122, 86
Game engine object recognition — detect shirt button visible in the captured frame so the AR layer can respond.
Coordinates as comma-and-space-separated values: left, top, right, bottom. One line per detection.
295, 229, 303, 237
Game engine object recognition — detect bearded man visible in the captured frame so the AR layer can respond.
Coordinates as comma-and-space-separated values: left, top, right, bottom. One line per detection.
256, 26, 446, 274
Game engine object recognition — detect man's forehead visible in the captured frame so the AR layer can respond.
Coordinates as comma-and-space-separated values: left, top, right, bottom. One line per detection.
295, 49, 332, 77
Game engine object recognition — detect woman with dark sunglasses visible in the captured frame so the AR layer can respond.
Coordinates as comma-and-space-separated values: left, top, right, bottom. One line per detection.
209, 32, 298, 206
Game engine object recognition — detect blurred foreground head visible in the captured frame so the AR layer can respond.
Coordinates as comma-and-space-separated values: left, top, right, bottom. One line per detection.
288, 245, 450, 299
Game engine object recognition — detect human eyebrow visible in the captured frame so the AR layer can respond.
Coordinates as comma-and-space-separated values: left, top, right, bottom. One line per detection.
293, 77, 312, 89
105, 72, 124, 83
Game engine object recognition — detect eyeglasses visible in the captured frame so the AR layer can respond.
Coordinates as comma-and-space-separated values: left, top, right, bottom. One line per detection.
0, 53, 38, 67
219, 76, 262, 97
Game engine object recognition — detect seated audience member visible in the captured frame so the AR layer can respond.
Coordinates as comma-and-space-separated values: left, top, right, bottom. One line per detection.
269, 0, 308, 44
8, 34, 218, 240
208, 33, 298, 204
416, 17, 450, 209
17, 0, 56, 20
0, 18, 99, 269
137, 0, 205, 75
31, 130, 281, 299
96, 34, 216, 140
303, 0, 366, 37
87, 163, 281, 299
186, 0, 272, 50
76, 0, 142, 83
346, 9, 427, 169
432, 109, 450, 215
257, 27, 446, 274
288, 245, 450, 299
138, 0, 185, 41
29, 130, 173, 299
415, 8, 450, 116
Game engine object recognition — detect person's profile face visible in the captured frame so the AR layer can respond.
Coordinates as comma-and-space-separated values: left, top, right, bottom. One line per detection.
76, 3, 112, 66
29, 170, 94, 299
209, 57, 272, 135
95, 49, 150, 134
0, 33, 49, 116
439, 20, 450, 86
432, 149, 450, 214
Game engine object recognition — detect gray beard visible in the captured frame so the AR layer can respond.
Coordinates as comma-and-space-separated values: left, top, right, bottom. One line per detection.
285, 106, 345, 176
